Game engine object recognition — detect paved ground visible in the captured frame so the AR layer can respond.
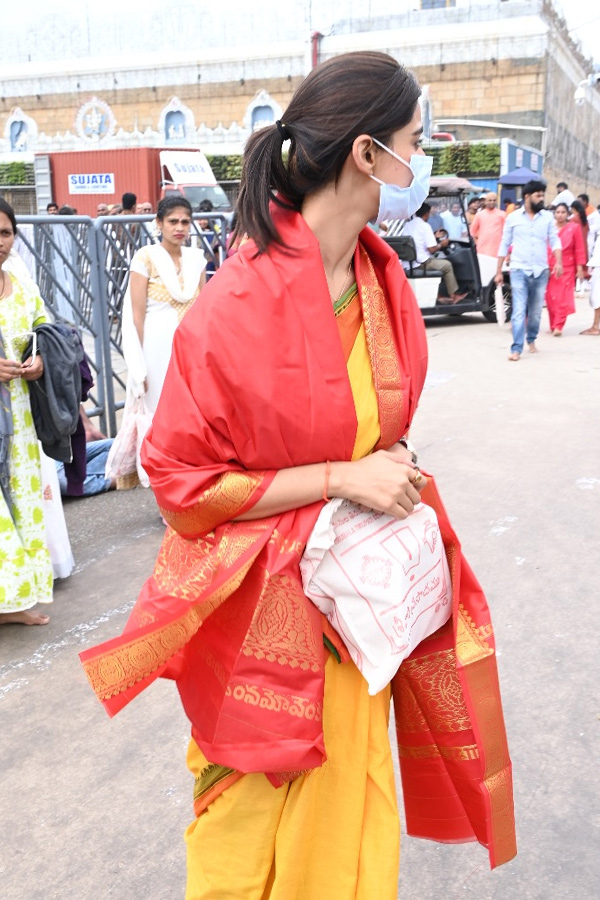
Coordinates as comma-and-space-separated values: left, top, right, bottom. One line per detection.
1, 295, 599, 900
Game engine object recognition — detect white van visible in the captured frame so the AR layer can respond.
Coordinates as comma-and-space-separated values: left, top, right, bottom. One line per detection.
159, 150, 232, 213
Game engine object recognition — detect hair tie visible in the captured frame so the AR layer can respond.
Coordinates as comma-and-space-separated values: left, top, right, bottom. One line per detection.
276, 120, 290, 141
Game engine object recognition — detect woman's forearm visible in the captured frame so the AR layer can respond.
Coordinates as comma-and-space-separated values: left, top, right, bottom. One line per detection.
235, 444, 421, 521
235, 462, 331, 519
129, 272, 148, 345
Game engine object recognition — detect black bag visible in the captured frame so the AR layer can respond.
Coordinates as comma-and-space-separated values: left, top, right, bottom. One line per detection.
23, 323, 83, 462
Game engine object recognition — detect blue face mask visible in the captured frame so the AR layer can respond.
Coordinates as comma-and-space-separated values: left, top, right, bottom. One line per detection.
369, 138, 433, 224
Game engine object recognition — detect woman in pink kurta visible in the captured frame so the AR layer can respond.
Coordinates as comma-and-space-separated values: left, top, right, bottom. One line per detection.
545, 203, 586, 335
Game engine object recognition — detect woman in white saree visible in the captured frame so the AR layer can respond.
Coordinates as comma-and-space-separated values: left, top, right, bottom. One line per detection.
124, 195, 206, 415
118, 196, 206, 486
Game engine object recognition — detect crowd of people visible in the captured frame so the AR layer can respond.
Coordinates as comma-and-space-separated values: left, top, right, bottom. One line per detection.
491, 180, 600, 358
45, 196, 155, 217
398, 178, 599, 357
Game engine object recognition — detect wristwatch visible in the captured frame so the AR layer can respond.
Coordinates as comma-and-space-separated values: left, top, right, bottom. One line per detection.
399, 437, 418, 465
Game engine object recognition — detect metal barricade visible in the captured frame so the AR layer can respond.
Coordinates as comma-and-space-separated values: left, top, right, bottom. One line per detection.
16, 213, 229, 437
16, 214, 110, 433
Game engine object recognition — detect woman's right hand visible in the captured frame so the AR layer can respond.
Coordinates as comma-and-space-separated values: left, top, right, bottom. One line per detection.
330, 449, 426, 519
0, 356, 22, 383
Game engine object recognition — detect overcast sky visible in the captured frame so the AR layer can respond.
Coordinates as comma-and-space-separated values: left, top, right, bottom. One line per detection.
3, 1, 600, 66
556, 1, 600, 65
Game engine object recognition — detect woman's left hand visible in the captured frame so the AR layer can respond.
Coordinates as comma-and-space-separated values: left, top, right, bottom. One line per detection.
0, 356, 22, 382
19, 355, 44, 381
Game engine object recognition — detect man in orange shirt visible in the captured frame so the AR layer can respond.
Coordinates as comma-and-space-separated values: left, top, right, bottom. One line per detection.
471, 192, 506, 256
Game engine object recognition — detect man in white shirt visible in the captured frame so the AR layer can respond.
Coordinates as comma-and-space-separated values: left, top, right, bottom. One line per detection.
402, 203, 468, 303
551, 181, 575, 208
441, 201, 467, 240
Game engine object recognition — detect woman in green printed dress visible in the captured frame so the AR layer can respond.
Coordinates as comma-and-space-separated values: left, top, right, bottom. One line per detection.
0, 199, 53, 626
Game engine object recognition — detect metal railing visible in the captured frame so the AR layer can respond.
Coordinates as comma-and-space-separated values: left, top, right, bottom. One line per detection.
15, 213, 228, 436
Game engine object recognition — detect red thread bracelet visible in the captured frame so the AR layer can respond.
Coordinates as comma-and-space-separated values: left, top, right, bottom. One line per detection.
323, 460, 332, 502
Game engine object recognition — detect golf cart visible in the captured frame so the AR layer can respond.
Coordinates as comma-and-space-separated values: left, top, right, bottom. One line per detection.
383, 176, 512, 323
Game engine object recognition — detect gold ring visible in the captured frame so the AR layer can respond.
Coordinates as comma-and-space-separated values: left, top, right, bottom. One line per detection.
412, 468, 423, 485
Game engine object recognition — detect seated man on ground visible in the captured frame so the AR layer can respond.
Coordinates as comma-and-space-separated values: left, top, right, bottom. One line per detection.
401, 203, 468, 303
55, 407, 115, 498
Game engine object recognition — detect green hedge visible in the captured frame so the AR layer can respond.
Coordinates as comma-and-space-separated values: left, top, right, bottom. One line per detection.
206, 155, 243, 182
0, 161, 35, 186
424, 142, 500, 177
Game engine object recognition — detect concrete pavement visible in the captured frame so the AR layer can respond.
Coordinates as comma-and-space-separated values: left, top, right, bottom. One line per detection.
1, 295, 599, 899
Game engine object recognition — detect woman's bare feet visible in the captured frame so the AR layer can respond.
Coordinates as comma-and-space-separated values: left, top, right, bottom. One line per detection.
580, 328, 600, 335
0, 609, 50, 626
552, 329, 562, 336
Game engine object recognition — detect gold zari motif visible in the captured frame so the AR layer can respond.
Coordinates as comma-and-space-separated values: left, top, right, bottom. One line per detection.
153, 523, 267, 602
160, 471, 265, 536
242, 573, 322, 674
268, 529, 304, 560
397, 648, 472, 734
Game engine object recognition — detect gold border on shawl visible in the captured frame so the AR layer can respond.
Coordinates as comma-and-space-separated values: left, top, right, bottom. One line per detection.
398, 743, 480, 762
82, 527, 268, 701
357, 244, 403, 448
456, 603, 494, 666
160, 471, 265, 535
193, 762, 237, 802
450, 547, 515, 862
459, 651, 517, 865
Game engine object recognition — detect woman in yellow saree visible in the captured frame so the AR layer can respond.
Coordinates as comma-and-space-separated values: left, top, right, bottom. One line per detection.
81, 52, 516, 898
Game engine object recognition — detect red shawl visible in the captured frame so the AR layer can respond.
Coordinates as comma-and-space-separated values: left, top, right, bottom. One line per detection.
80, 206, 515, 868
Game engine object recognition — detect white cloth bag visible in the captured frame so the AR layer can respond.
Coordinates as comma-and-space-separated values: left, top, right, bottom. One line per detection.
300, 499, 452, 695
40, 447, 75, 580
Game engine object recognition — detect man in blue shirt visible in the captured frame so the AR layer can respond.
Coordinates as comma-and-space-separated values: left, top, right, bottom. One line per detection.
496, 180, 562, 361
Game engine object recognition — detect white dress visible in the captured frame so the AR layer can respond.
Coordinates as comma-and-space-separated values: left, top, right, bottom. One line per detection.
589, 234, 600, 310
117, 244, 206, 486
124, 244, 206, 414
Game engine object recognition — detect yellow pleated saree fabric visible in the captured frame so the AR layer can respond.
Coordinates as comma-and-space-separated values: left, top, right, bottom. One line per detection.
184, 284, 401, 900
